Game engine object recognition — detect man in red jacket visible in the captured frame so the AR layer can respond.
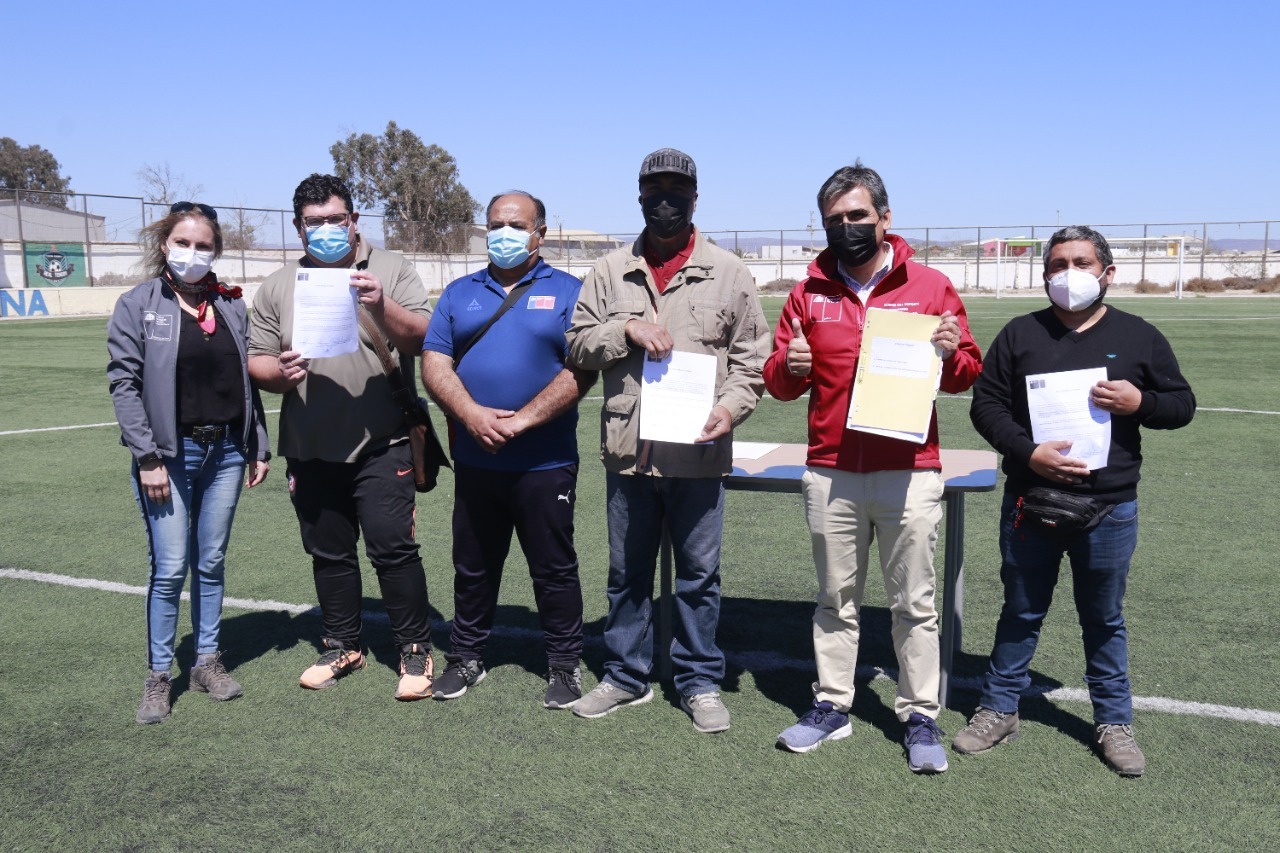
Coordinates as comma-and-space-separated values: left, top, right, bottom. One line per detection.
764, 162, 982, 772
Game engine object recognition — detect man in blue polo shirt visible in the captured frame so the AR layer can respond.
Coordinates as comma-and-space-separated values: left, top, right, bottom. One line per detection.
421, 190, 596, 709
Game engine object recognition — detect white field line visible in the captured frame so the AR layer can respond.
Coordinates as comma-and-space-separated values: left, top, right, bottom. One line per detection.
1111, 316, 1278, 322
0, 409, 283, 437
0, 567, 318, 616
6, 400, 1276, 435
0, 421, 120, 435
4, 566, 1278, 728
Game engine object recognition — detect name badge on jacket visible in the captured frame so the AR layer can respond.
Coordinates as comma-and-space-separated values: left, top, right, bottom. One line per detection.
143, 312, 174, 341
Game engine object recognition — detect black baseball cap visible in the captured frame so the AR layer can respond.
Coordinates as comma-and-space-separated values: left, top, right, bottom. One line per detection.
638, 148, 697, 185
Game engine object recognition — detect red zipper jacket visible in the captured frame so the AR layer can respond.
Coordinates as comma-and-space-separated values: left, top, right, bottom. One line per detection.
763, 234, 982, 473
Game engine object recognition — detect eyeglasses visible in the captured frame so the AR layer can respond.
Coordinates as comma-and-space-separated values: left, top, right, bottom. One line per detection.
301, 213, 351, 229
170, 201, 218, 221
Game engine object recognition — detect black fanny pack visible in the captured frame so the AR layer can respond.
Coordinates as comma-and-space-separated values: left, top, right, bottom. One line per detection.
1017, 487, 1115, 537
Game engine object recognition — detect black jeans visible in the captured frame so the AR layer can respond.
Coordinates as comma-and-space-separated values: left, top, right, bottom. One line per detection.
449, 462, 583, 668
287, 441, 432, 650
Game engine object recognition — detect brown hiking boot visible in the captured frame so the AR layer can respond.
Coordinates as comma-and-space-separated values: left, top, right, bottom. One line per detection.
299, 638, 366, 690
1095, 724, 1146, 776
190, 651, 243, 701
952, 707, 1021, 754
136, 671, 172, 724
395, 643, 434, 701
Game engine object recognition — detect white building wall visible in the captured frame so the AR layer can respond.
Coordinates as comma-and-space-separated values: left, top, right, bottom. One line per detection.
1, 240, 1273, 318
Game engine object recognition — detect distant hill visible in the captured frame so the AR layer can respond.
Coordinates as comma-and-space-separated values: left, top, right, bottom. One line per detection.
1210, 239, 1276, 252
707, 236, 1275, 254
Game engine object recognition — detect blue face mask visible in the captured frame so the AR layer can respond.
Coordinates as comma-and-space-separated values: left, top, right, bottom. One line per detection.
305, 223, 352, 263
487, 226, 535, 270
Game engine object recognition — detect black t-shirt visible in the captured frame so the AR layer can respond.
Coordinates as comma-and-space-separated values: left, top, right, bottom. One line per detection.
176, 306, 246, 429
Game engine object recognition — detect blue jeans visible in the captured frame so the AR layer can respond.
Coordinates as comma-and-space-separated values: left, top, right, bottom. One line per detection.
980, 494, 1140, 724
133, 436, 245, 671
603, 472, 725, 697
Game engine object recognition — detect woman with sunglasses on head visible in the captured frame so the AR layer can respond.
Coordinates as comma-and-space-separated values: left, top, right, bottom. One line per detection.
108, 201, 271, 724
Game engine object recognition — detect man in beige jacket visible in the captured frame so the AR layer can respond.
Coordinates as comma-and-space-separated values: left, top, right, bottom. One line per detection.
566, 148, 768, 732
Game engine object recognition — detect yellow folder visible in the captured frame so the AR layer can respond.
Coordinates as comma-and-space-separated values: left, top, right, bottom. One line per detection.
845, 307, 942, 443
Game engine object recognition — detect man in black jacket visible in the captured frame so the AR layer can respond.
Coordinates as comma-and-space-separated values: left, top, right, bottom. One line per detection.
954, 226, 1195, 776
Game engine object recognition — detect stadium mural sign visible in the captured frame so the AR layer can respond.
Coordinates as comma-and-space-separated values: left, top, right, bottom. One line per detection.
24, 242, 88, 288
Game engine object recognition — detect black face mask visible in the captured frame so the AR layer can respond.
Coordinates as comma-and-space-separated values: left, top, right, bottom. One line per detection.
642, 192, 693, 239
825, 222, 881, 268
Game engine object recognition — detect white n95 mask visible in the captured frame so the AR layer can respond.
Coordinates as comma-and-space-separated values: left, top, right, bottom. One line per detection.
1047, 268, 1103, 312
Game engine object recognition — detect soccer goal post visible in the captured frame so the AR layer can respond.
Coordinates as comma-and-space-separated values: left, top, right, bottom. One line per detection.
990, 235, 1187, 299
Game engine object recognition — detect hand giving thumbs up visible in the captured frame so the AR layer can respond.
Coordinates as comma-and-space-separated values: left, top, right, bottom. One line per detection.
787, 317, 812, 376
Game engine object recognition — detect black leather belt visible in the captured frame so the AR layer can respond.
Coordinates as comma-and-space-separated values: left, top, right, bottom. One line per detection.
181, 424, 229, 443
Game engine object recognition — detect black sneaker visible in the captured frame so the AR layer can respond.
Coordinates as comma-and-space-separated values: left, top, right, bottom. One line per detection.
544, 666, 583, 709
432, 656, 486, 700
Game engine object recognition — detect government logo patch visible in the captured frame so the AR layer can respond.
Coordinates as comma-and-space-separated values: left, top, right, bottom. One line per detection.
809, 293, 842, 323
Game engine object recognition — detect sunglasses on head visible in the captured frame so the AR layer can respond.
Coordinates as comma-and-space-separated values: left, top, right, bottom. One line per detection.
170, 201, 218, 222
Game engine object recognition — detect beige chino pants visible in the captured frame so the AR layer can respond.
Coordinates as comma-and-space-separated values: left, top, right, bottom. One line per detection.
801, 466, 944, 721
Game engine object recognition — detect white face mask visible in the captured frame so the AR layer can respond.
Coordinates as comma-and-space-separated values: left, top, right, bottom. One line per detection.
1047, 268, 1103, 312
167, 245, 215, 284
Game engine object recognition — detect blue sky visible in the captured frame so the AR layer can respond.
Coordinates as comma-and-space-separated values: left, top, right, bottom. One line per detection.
8, 1, 1277, 234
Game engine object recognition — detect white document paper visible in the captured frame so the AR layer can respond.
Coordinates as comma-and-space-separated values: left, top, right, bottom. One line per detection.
639, 351, 717, 444
1026, 367, 1111, 470
731, 441, 781, 460
291, 268, 359, 358
866, 336, 937, 380
852, 424, 930, 444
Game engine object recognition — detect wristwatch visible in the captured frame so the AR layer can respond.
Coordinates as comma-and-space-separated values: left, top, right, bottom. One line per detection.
138, 451, 162, 465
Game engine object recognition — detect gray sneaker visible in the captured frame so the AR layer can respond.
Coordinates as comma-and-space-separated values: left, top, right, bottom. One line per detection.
1095, 723, 1145, 777
572, 681, 654, 719
681, 691, 730, 733
190, 651, 243, 701
953, 707, 1021, 754
136, 671, 172, 724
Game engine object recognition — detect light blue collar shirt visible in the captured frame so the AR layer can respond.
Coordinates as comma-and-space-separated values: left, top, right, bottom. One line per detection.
837, 242, 894, 303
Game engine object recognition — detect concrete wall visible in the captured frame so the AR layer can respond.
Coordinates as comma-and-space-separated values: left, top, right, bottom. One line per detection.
0, 201, 106, 242
1, 239, 1273, 319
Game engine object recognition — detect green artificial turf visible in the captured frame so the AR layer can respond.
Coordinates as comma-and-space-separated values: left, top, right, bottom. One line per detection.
1, 297, 1278, 851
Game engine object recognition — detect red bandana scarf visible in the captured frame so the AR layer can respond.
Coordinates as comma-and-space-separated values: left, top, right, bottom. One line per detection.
164, 271, 243, 334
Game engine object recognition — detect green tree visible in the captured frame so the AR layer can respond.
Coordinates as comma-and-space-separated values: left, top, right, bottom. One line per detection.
330, 121, 478, 253
0, 137, 72, 208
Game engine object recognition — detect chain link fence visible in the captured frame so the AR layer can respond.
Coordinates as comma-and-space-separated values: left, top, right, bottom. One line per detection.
3, 188, 1276, 296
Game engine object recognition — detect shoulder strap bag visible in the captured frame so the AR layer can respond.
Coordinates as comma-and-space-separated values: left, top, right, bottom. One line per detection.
357, 308, 450, 493
452, 279, 536, 368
